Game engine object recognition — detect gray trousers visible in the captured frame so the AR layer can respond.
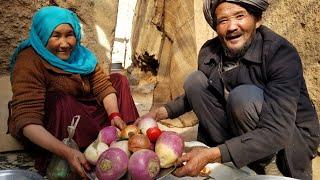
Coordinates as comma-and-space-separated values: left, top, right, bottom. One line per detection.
184, 71, 263, 144
184, 71, 274, 174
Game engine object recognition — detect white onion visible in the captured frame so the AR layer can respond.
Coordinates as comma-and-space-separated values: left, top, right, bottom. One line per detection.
138, 117, 158, 135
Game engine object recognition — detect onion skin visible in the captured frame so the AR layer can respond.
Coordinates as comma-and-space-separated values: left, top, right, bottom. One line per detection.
128, 134, 152, 153
98, 126, 119, 145
84, 140, 109, 165
110, 140, 130, 157
120, 125, 140, 139
138, 117, 158, 135
128, 149, 160, 180
155, 131, 184, 168
95, 147, 129, 180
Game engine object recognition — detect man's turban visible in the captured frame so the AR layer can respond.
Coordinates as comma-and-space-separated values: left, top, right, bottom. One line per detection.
203, 0, 269, 29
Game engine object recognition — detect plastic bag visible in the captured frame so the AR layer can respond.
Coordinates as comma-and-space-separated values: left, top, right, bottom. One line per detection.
46, 115, 81, 180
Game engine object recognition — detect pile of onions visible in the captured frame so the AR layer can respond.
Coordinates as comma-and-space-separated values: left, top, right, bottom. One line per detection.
128, 149, 160, 180
84, 140, 109, 165
120, 125, 140, 139
98, 126, 119, 145
95, 147, 129, 180
110, 140, 130, 157
128, 134, 151, 153
138, 117, 158, 135
155, 131, 184, 168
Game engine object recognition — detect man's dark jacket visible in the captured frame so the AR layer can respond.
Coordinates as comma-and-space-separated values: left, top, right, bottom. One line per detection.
165, 26, 320, 179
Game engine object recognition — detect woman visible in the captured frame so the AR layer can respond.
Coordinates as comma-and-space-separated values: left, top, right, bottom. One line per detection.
9, 6, 139, 178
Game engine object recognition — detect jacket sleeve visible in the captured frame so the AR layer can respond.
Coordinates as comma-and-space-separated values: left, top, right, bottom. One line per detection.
164, 95, 192, 119
10, 51, 46, 139
222, 40, 302, 167
90, 64, 116, 104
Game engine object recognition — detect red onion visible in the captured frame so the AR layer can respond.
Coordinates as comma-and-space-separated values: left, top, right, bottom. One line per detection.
98, 126, 119, 145
138, 117, 158, 135
155, 131, 184, 168
95, 147, 129, 180
128, 149, 160, 180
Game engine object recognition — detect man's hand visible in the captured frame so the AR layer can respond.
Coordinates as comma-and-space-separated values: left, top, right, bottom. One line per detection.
173, 147, 221, 177
111, 116, 126, 130
64, 147, 91, 179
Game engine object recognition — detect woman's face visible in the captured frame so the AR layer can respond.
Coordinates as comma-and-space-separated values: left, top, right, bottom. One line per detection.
46, 24, 76, 60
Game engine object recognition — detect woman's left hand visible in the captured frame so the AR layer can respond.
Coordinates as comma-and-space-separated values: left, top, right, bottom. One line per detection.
111, 116, 126, 130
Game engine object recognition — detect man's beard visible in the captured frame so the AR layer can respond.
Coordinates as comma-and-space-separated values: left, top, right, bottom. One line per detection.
222, 32, 255, 59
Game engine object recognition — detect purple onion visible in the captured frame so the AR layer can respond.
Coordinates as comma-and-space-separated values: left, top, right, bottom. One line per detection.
98, 126, 118, 145
95, 147, 128, 180
128, 149, 160, 180
155, 131, 184, 168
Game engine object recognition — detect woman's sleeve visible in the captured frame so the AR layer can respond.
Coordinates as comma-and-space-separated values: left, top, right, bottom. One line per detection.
90, 64, 116, 104
10, 52, 46, 139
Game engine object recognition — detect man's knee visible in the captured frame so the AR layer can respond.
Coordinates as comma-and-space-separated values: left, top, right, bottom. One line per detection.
183, 71, 208, 95
227, 84, 263, 124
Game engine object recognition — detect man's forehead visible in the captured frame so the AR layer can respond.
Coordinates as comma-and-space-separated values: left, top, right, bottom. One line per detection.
215, 2, 248, 17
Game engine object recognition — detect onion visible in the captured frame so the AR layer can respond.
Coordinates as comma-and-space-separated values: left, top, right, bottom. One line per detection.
155, 131, 184, 168
128, 149, 160, 180
98, 126, 119, 145
120, 125, 140, 139
84, 140, 109, 165
110, 140, 130, 157
95, 147, 129, 180
138, 117, 158, 135
128, 134, 151, 153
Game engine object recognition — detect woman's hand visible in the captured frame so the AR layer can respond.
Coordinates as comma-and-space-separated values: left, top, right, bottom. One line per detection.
63, 147, 91, 179
173, 147, 221, 177
111, 116, 126, 130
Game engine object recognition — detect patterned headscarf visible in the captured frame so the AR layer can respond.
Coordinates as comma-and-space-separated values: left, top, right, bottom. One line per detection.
10, 6, 97, 75
203, 0, 269, 29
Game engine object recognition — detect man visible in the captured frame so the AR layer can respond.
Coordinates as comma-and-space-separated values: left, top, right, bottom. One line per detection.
138, 0, 320, 179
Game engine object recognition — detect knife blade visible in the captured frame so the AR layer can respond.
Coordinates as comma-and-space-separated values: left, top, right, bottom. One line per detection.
155, 165, 177, 180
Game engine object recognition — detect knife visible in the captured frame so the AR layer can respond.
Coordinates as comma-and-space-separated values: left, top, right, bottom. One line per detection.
155, 165, 177, 179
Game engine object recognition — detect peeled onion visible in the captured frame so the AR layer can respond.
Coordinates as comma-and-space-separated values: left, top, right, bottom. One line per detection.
95, 147, 129, 180
155, 131, 184, 168
98, 126, 119, 145
128, 134, 151, 153
138, 117, 158, 135
84, 140, 109, 165
110, 140, 130, 157
128, 149, 160, 180
120, 125, 140, 139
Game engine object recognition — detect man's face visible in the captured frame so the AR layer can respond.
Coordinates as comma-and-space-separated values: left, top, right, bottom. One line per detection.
215, 2, 261, 57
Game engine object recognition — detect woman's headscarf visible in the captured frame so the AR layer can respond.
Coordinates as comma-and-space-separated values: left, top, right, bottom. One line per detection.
203, 0, 269, 30
10, 6, 97, 75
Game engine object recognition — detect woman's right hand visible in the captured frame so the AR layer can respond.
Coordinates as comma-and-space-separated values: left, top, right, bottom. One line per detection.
64, 147, 91, 179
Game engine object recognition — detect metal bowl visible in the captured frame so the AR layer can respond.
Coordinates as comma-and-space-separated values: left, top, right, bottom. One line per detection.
0, 169, 43, 180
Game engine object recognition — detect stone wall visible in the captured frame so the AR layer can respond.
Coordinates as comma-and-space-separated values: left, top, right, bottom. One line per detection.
0, 0, 119, 75
131, 0, 320, 126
